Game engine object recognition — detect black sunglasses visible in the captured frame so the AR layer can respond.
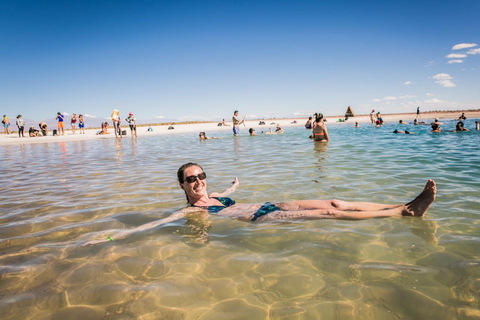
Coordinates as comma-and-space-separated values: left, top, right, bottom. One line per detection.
184, 172, 207, 183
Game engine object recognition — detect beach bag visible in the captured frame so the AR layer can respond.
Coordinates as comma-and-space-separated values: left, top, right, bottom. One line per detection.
122, 130, 127, 135
53, 129, 57, 136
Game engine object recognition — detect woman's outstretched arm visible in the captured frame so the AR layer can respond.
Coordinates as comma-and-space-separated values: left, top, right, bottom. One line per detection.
82, 207, 203, 246
209, 177, 239, 197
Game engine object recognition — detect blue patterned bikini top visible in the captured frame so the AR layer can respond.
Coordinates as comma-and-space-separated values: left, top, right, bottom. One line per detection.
192, 197, 236, 213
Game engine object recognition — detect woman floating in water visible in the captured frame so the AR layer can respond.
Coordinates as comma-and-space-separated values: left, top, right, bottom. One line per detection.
84, 163, 437, 245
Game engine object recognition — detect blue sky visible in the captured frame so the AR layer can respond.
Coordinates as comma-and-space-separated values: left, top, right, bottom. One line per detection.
1, 0, 479, 122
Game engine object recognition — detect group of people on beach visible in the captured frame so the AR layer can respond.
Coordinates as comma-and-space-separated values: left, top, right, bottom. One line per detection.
2, 110, 139, 138
2, 114, 53, 138
54, 112, 86, 136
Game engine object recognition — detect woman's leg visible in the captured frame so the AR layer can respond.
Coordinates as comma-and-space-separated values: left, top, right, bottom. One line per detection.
276, 180, 436, 217
277, 200, 399, 211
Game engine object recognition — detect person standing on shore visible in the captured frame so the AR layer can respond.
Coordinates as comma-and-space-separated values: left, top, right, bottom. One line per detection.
232, 110, 244, 135
2, 115, 11, 134
111, 109, 122, 138
125, 112, 137, 137
71, 113, 77, 134
416, 107, 420, 119
56, 112, 65, 135
370, 110, 375, 124
16, 115, 25, 137
78, 114, 85, 134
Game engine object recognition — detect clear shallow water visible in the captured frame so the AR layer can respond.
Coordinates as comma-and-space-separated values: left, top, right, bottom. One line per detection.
1, 121, 479, 319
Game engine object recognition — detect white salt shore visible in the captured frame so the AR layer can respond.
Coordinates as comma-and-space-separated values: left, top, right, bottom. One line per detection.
1, 111, 478, 146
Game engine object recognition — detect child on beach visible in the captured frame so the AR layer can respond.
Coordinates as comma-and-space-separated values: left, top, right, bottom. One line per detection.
56, 112, 65, 135
78, 115, 85, 134
125, 112, 137, 137
16, 115, 25, 137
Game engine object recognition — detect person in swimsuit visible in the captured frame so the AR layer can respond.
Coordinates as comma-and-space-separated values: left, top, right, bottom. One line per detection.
232, 110, 244, 135
310, 113, 329, 142
111, 109, 122, 138
83, 163, 437, 246
305, 117, 313, 129
2, 115, 11, 134
71, 113, 77, 134
454, 121, 469, 132
78, 114, 85, 134
39, 122, 48, 136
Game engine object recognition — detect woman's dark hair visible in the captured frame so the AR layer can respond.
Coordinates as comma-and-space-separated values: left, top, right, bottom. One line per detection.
177, 162, 204, 184
177, 163, 204, 204
314, 113, 323, 122
432, 123, 439, 130
249, 128, 254, 134
456, 121, 464, 130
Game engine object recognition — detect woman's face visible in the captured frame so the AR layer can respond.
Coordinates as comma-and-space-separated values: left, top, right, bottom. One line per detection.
180, 166, 208, 201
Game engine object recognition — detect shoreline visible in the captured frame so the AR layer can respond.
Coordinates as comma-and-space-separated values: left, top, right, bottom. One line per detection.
1, 110, 479, 146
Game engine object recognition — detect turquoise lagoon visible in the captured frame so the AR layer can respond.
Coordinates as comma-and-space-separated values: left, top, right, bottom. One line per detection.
0, 120, 479, 319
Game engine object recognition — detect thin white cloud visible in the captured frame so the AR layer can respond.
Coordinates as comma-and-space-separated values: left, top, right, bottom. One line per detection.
425, 61, 435, 67
426, 93, 434, 96
433, 73, 452, 80
452, 43, 478, 50
384, 96, 397, 100
446, 53, 467, 58
399, 95, 416, 99
424, 98, 443, 104
294, 112, 315, 116
432, 73, 456, 88
433, 73, 456, 88
467, 48, 480, 55
84, 114, 97, 118
404, 81, 412, 85
448, 59, 463, 64
63, 112, 70, 116
155, 116, 165, 119
369, 99, 381, 102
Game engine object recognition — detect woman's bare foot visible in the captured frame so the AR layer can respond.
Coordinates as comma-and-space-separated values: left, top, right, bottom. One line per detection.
402, 179, 437, 217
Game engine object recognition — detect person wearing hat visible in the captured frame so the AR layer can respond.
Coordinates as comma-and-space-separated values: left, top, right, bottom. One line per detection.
125, 112, 137, 137
111, 109, 122, 138
29, 126, 40, 137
